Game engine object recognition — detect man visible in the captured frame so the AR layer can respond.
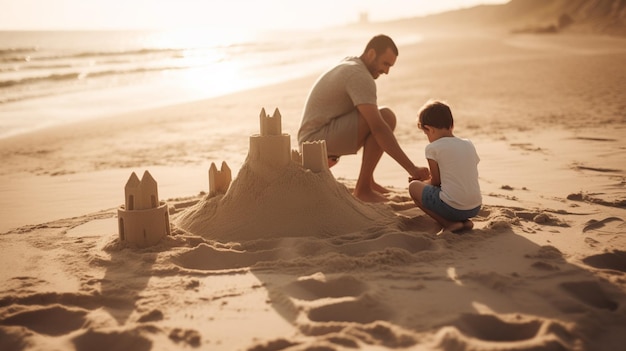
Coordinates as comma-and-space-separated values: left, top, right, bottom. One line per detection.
298, 34, 430, 202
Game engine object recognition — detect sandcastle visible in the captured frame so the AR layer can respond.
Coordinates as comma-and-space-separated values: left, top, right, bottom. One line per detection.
117, 170, 171, 247
174, 107, 396, 242
116, 108, 334, 247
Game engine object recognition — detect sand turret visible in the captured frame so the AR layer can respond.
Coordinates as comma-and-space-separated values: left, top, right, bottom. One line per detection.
124, 170, 158, 210
302, 140, 329, 173
259, 107, 281, 136
117, 170, 171, 247
209, 161, 232, 196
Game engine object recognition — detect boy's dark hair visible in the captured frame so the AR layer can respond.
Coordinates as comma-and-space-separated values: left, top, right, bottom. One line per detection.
418, 100, 454, 129
364, 34, 398, 57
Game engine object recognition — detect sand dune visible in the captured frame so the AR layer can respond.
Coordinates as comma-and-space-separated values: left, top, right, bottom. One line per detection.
374, 0, 626, 36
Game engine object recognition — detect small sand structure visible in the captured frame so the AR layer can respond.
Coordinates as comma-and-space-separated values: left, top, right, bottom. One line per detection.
117, 170, 171, 247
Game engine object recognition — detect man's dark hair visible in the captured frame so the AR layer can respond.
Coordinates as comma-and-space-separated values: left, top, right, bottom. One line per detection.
419, 100, 454, 129
364, 34, 398, 56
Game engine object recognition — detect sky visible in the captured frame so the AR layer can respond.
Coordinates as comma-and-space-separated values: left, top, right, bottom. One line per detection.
0, 0, 508, 31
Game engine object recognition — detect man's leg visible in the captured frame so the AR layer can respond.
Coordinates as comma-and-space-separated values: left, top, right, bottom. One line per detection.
327, 155, 340, 168
353, 107, 396, 202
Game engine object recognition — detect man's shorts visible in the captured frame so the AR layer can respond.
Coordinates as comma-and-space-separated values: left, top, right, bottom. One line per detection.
302, 110, 360, 156
422, 185, 481, 222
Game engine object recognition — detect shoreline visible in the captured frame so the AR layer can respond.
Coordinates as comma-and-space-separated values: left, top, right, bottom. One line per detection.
3, 31, 625, 145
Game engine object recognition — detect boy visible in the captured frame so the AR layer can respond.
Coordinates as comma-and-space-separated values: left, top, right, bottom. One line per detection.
409, 100, 482, 233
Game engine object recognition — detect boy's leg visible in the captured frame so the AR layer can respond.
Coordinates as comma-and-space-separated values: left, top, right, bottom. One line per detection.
409, 182, 465, 232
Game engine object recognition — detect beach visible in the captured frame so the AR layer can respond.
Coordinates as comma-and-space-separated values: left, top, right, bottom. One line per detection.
1, 28, 625, 351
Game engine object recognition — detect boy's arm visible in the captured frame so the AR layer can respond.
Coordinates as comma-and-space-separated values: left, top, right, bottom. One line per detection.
427, 158, 441, 186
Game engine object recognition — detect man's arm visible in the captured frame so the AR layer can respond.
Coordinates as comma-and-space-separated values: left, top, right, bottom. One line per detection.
357, 104, 429, 180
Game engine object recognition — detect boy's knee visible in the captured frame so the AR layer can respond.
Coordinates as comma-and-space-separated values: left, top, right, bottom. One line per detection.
408, 181, 424, 203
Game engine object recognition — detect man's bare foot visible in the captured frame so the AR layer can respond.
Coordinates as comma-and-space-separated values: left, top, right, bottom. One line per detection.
354, 188, 388, 203
372, 182, 390, 194
327, 155, 340, 168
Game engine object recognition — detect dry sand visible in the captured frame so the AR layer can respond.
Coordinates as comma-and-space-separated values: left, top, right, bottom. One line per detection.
1, 31, 625, 351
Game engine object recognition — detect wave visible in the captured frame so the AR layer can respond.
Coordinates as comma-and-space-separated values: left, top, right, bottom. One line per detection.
0, 47, 39, 56
0, 47, 190, 64
0, 63, 75, 72
0, 65, 189, 90
0, 89, 59, 105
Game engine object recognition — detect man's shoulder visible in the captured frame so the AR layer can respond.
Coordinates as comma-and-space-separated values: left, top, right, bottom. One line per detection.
340, 56, 361, 65
321, 57, 369, 84
334, 56, 366, 73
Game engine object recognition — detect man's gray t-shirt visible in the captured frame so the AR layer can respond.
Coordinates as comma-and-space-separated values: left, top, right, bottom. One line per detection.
298, 56, 377, 144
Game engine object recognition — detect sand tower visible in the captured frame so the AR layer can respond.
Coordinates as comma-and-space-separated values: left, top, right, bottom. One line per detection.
117, 170, 171, 247
249, 108, 291, 168
245, 107, 294, 181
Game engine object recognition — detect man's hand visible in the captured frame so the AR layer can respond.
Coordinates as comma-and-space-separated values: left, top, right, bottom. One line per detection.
409, 167, 430, 182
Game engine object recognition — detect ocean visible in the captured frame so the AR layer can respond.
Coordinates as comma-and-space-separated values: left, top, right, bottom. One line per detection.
0, 28, 421, 139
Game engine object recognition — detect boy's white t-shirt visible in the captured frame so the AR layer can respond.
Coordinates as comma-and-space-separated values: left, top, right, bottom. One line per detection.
425, 136, 482, 210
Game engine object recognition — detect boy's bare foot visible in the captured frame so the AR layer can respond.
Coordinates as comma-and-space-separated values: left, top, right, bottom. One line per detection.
462, 220, 474, 230
445, 221, 465, 233
443, 220, 474, 234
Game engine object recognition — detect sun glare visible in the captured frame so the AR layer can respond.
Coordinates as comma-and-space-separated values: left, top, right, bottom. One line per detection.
145, 27, 258, 49
174, 60, 254, 100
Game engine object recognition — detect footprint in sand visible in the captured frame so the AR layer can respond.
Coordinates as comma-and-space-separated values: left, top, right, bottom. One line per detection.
169, 328, 202, 347
284, 274, 368, 300
582, 217, 624, 233
559, 281, 619, 311
307, 294, 393, 324
582, 250, 626, 273
283, 273, 393, 324
568, 193, 626, 208
72, 328, 152, 351
171, 243, 277, 271
0, 305, 88, 336
438, 313, 573, 347
444, 314, 542, 341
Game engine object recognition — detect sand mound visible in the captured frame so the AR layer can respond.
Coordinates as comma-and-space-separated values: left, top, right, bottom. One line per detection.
174, 158, 397, 242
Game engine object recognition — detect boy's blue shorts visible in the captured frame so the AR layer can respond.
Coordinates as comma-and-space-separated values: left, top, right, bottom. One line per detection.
422, 185, 481, 222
